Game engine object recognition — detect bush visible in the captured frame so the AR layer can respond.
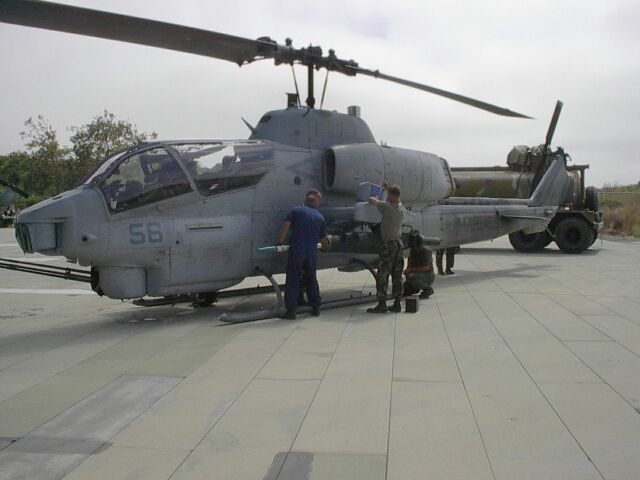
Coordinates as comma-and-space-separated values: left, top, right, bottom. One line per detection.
603, 204, 640, 236
600, 198, 623, 209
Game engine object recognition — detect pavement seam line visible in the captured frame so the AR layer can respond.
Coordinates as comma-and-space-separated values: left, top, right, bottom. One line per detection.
269, 304, 360, 480
62, 375, 185, 479
465, 288, 606, 480
0, 320, 194, 438
166, 317, 303, 480
543, 294, 640, 361
435, 293, 497, 480
383, 305, 397, 480
508, 293, 640, 414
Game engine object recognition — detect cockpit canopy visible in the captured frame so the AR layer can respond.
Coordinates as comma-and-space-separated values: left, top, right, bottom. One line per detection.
88, 141, 274, 213
173, 142, 273, 196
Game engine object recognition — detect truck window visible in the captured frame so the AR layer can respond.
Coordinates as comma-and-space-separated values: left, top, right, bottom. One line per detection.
99, 147, 192, 213
172, 142, 273, 196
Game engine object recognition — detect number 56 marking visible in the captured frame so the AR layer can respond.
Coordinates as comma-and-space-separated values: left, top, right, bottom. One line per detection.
129, 223, 164, 244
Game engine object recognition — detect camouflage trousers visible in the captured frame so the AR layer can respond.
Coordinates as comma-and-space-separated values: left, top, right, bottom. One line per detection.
403, 271, 435, 296
375, 240, 404, 302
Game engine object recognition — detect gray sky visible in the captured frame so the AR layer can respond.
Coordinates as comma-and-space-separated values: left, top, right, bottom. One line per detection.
1, 0, 638, 187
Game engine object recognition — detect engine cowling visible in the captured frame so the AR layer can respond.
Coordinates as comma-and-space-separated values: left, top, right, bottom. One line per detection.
324, 143, 454, 203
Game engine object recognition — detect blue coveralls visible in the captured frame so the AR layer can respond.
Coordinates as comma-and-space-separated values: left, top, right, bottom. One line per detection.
284, 206, 327, 312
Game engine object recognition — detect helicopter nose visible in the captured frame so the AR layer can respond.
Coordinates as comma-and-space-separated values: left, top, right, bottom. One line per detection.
15, 220, 56, 254
15, 187, 99, 255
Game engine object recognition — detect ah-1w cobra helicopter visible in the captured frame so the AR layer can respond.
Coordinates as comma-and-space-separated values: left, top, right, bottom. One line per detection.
0, 179, 28, 214
0, 1, 570, 318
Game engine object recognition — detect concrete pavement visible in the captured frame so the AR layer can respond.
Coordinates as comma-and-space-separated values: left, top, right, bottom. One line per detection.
1, 229, 639, 479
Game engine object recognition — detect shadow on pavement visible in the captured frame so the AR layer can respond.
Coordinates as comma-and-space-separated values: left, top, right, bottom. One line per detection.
460, 247, 600, 257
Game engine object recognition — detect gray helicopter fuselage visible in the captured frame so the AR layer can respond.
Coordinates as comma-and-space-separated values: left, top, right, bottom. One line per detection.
15, 107, 569, 299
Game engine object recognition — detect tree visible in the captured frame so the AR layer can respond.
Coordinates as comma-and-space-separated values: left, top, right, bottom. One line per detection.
20, 115, 70, 196
69, 110, 156, 187
0, 151, 28, 188
0, 111, 158, 202
0, 151, 41, 208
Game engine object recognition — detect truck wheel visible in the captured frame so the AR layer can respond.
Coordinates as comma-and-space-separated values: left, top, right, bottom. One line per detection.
584, 186, 598, 212
508, 230, 552, 252
555, 217, 593, 253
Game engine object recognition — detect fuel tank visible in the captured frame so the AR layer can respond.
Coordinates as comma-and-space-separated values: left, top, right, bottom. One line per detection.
451, 165, 582, 206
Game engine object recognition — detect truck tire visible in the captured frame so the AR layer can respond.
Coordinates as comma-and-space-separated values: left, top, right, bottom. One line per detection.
555, 217, 593, 253
584, 186, 598, 212
508, 230, 552, 252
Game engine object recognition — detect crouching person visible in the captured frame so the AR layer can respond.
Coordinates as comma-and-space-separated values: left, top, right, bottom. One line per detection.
403, 233, 435, 299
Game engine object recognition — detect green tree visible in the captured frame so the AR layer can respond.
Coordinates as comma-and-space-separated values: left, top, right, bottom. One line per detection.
0, 151, 41, 208
20, 115, 70, 196
1, 111, 158, 202
69, 110, 156, 187
0, 151, 28, 188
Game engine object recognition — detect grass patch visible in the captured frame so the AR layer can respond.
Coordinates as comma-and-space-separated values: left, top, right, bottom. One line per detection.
599, 184, 640, 237
602, 202, 640, 237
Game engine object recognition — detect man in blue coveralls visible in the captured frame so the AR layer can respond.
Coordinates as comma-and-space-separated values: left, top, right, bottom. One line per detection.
277, 190, 330, 320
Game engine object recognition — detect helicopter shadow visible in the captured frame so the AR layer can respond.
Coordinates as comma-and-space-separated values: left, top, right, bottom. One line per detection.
0, 305, 219, 362
438, 264, 554, 289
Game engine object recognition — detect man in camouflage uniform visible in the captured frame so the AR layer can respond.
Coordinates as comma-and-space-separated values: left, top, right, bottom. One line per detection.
436, 246, 458, 275
366, 184, 405, 313
403, 233, 435, 299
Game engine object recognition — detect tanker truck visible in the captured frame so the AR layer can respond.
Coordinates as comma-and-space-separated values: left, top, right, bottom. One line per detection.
451, 101, 603, 254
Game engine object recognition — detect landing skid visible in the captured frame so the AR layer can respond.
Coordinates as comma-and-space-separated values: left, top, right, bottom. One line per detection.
219, 262, 378, 324
132, 284, 286, 308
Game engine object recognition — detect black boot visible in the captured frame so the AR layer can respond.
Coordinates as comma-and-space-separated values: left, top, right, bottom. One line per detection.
367, 302, 388, 314
403, 282, 418, 297
420, 287, 434, 299
310, 306, 320, 317
388, 300, 402, 313
280, 309, 297, 320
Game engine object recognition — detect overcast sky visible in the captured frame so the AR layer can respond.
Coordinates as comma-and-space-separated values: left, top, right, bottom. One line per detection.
1, 0, 638, 187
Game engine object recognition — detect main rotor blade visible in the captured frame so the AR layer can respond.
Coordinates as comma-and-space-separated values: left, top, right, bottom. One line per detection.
0, 1, 531, 118
0, 0, 268, 64
0, 179, 29, 198
347, 66, 531, 118
12, 185, 30, 199
544, 100, 563, 148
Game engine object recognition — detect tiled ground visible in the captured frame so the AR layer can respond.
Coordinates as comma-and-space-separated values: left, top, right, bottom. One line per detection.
1, 229, 639, 480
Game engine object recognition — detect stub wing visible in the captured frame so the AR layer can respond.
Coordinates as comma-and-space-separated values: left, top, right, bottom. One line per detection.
498, 213, 554, 234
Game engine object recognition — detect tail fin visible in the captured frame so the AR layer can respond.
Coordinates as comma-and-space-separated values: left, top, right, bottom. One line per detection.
528, 156, 570, 207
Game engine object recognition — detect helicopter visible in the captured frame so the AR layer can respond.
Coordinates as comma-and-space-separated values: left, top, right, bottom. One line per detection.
0, 179, 29, 226
0, 1, 570, 316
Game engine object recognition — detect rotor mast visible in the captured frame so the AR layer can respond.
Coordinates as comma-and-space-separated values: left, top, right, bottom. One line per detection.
306, 65, 315, 108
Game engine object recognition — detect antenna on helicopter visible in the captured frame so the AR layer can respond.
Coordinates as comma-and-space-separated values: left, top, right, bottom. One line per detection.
241, 117, 256, 134
320, 68, 330, 109
0, 0, 531, 117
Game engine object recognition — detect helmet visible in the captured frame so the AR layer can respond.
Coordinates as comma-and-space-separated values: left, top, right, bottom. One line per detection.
408, 232, 424, 248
